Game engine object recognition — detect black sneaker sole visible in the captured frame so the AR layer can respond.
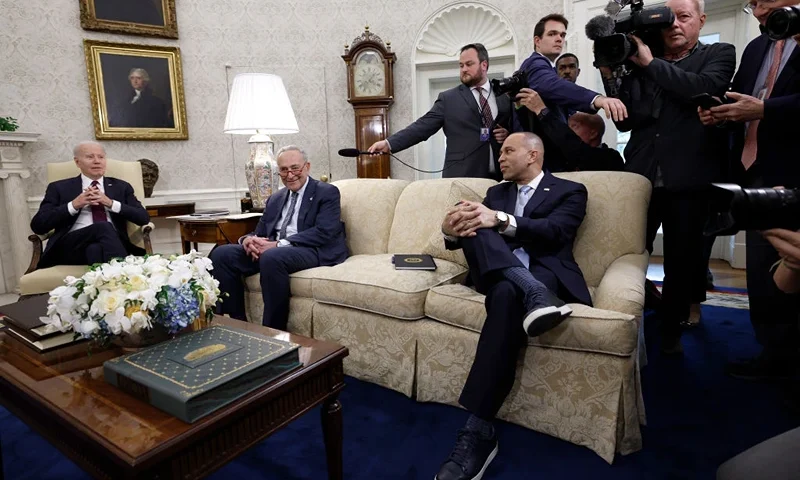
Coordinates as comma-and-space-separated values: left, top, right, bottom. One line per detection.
434, 443, 498, 480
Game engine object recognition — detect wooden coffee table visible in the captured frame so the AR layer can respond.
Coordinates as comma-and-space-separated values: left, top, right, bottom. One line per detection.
0, 317, 348, 479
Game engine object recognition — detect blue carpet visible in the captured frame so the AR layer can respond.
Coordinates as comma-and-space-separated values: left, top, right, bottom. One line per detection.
1, 304, 798, 479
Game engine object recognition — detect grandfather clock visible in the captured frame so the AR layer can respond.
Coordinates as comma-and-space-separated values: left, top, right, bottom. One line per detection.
342, 27, 396, 178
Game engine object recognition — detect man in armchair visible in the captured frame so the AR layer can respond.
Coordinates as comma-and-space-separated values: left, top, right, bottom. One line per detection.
435, 132, 591, 480
30, 141, 150, 268
210, 145, 348, 330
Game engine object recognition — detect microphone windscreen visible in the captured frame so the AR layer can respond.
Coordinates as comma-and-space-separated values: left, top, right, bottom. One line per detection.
585, 15, 616, 40
605, 0, 623, 15
337, 148, 361, 157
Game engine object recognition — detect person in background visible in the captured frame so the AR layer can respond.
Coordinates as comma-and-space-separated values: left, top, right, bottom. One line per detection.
556, 53, 581, 83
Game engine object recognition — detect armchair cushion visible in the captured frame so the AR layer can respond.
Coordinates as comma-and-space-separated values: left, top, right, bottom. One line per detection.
311, 254, 467, 320
19, 265, 89, 296
425, 284, 638, 356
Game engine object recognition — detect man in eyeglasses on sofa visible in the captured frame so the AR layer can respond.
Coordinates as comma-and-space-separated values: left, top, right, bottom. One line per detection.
210, 145, 348, 329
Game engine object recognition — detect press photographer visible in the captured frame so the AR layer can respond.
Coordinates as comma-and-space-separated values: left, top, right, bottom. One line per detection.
697, 0, 800, 381
593, 0, 735, 353
492, 14, 627, 172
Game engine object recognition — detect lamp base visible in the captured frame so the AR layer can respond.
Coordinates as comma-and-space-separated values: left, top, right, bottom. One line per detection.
245, 136, 281, 209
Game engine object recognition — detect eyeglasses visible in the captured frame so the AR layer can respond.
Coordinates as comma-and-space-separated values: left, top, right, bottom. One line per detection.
742, 0, 777, 14
278, 162, 306, 177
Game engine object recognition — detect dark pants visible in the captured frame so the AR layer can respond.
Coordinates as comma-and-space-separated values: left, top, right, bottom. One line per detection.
209, 243, 319, 330
40, 223, 129, 268
457, 229, 559, 419
645, 188, 708, 338
742, 168, 800, 360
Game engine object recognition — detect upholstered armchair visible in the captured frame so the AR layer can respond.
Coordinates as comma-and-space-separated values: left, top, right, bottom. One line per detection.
18, 159, 154, 296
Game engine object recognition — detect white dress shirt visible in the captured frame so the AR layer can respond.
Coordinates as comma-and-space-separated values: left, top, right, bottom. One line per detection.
502, 170, 545, 237
471, 79, 499, 173
275, 177, 310, 247
68, 174, 121, 233
131, 89, 142, 104
501, 171, 545, 269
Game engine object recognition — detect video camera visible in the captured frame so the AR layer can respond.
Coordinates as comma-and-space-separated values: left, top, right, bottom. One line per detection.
585, 0, 675, 68
766, 6, 800, 40
490, 70, 527, 99
704, 184, 800, 236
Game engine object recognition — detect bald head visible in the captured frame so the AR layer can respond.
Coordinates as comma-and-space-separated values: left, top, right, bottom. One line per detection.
568, 113, 605, 147
499, 132, 545, 184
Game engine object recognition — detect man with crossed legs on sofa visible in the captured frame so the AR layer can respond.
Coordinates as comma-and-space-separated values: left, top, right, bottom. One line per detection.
436, 132, 592, 480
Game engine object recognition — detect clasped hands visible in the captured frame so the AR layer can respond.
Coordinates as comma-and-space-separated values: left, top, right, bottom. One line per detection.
242, 236, 278, 261
72, 185, 113, 210
442, 200, 499, 238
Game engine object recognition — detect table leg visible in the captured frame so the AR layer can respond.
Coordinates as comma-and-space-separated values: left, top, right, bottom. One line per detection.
182, 239, 190, 254
321, 396, 343, 480
193, 242, 199, 252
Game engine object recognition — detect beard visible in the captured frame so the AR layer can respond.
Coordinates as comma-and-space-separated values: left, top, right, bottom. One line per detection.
460, 73, 485, 88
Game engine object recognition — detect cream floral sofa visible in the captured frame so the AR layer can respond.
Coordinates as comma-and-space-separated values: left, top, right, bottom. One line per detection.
241, 172, 651, 463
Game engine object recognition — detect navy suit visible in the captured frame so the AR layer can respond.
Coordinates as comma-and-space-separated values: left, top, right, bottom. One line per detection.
728, 35, 800, 361
514, 52, 602, 173
387, 84, 514, 180
210, 178, 348, 329
449, 172, 591, 418
31, 175, 149, 268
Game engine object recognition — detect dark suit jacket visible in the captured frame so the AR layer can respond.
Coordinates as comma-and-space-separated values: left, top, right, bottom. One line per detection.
109, 87, 172, 129
387, 84, 514, 180
31, 175, 150, 266
249, 178, 348, 266
729, 34, 800, 188
448, 172, 592, 306
608, 42, 736, 189
536, 109, 624, 172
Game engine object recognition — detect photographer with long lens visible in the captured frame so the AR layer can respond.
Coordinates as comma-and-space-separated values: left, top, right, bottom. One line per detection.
698, 0, 800, 380
596, 0, 735, 353
493, 14, 627, 172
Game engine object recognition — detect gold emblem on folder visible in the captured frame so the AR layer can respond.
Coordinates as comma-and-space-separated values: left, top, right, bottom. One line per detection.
184, 344, 226, 362
404, 257, 423, 263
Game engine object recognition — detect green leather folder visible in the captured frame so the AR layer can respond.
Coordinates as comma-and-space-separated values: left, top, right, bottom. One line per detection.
104, 325, 301, 423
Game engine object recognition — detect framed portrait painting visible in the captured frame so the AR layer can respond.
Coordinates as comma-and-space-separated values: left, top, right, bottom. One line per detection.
79, 0, 178, 39
84, 40, 188, 140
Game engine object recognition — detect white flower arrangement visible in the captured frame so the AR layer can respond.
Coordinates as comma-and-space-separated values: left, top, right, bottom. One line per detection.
43, 251, 221, 346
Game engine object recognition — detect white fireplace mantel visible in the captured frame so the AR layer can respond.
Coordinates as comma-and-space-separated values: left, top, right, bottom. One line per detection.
0, 131, 40, 293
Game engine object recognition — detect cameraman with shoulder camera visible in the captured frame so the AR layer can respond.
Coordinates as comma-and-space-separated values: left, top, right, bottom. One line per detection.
698, 0, 800, 381
512, 14, 627, 172
600, 0, 736, 353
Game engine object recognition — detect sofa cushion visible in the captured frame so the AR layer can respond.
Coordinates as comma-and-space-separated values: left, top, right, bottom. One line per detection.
244, 266, 331, 298
425, 284, 637, 356
421, 181, 486, 267
388, 178, 496, 256
19, 265, 90, 295
311, 254, 467, 320
554, 172, 651, 288
332, 178, 410, 256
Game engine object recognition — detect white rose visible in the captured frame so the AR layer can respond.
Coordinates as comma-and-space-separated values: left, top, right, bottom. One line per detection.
128, 274, 149, 291
129, 311, 151, 333
77, 319, 100, 337
93, 289, 125, 314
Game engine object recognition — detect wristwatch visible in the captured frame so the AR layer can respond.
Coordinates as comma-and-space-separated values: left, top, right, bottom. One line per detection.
537, 107, 550, 120
494, 211, 509, 230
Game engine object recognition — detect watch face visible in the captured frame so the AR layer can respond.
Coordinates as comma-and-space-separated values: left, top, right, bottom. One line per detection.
353, 49, 386, 97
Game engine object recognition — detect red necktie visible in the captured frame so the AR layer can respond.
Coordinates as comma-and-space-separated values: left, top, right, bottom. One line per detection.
475, 87, 494, 128
90, 180, 107, 223
741, 39, 785, 170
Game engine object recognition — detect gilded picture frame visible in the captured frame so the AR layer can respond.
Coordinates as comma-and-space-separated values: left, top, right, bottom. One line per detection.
79, 0, 178, 39
84, 40, 188, 140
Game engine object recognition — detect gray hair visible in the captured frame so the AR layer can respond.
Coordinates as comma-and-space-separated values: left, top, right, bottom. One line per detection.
73, 141, 105, 157
128, 68, 150, 82
519, 131, 545, 156
276, 145, 308, 163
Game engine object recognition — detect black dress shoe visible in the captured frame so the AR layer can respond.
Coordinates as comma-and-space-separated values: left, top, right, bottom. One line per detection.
706, 268, 715, 291
726, 354, 797, 381
435, 429, 498, 480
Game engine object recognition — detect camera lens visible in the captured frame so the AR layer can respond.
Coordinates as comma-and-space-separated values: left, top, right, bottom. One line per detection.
766, 6, 800, 40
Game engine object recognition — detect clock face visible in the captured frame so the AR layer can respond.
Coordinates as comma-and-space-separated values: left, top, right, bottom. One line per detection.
353, 49, 386, 97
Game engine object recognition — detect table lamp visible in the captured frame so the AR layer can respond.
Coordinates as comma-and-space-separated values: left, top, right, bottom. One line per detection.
223, 73, 299, 209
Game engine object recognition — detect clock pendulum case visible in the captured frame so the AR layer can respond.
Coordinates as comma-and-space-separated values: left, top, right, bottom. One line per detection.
342, 26, 396, 178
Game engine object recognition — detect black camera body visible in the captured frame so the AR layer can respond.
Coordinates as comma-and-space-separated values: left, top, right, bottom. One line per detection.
490, 70, 527, 98
705, 184, 800, 236
766, 6, 800, 40
588, 0, 675, 67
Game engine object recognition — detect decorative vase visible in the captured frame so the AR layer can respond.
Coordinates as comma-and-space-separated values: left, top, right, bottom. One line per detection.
245, 137, 281, 209
111, 326, 171, 352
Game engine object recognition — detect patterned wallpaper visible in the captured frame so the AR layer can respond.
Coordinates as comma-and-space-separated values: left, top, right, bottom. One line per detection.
1, 0, 564, 197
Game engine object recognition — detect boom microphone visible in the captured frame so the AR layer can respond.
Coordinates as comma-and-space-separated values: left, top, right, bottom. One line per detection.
337, 148, 379, 157
585, 14, 616, 40
605, 0, 626, 16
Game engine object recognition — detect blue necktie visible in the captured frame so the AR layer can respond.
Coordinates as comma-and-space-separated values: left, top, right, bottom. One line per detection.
278, 192, 298, 240
513, 185, 533, 268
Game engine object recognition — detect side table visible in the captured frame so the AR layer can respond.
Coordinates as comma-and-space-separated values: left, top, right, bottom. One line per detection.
177, 216, 261, 254
144, 202, 195, 218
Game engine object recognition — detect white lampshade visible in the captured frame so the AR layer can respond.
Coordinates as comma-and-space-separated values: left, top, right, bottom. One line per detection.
223, 73, 299, 135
